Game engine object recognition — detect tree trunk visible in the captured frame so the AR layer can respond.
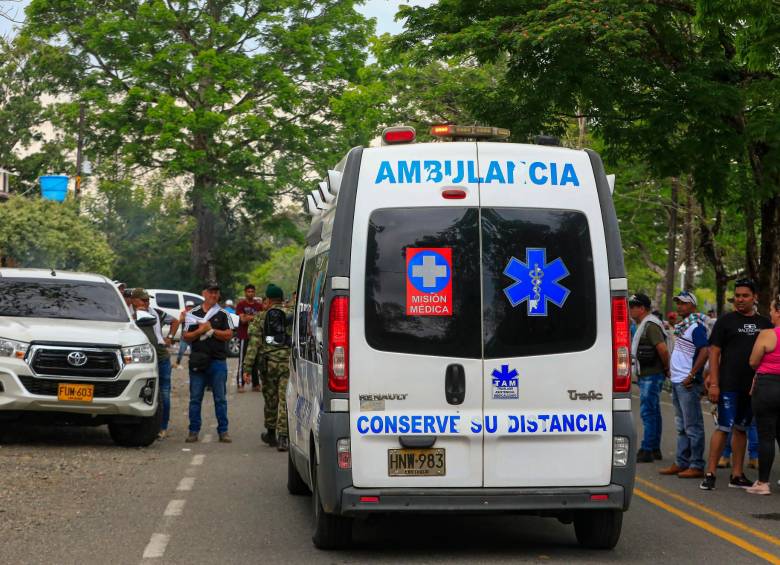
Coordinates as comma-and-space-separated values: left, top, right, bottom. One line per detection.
664, 177, 679, 314
758, 195, 780, 314
192, 173, 217, 284
744, 199, 760, 283
577, 113, 586, 149
683, 182, 695, 289
699, 205, 727, 314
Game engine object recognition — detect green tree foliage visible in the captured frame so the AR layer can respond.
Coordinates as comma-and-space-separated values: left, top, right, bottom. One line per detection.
83, 175, 196, 290
0, 35, 75, 190
246, 244, 304, 300
394, 0, 780, 309
0, 195, 115, 272
333, 36, 501, 142
24, 0, 374, 282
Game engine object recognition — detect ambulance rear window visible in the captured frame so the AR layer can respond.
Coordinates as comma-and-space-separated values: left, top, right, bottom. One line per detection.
482, 208, 597, 358
365, 207, 482, 358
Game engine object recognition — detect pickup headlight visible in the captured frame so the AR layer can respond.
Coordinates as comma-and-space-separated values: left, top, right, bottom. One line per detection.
0, 337, 29, 359
122, 343, 155, 364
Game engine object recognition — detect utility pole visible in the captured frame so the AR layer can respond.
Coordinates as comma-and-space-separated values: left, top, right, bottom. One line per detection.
75, 102, 85, 201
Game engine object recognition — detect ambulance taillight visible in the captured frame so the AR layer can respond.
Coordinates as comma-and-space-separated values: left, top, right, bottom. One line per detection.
328, 296, 349, 392
381, 126, 416, 145
611, 296, 631, 392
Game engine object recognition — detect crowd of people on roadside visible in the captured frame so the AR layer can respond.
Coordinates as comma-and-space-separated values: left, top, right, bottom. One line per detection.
631, 279, 780, 495
115, 280, 294, 451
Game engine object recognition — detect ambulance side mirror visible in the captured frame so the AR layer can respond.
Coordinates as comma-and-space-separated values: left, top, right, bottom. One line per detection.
607, 174, 615, 194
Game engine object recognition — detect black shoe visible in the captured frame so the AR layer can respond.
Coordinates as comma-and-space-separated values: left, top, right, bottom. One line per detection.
636, 449, 653, 463
652, 449, 663, 461
261, 429, 277, 447
277, 435, 289, 452
729, 474, 753, 489
700, 473, 716, 491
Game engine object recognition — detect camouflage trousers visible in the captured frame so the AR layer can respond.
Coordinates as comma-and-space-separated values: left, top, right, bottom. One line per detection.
262, 358, 289, 436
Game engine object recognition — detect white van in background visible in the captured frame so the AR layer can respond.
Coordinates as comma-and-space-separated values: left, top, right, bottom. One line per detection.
287, 126, 635, 551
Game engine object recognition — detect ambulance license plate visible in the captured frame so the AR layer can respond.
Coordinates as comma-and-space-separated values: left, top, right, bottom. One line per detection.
57, 383, 94, 402
387, 448, 445, 477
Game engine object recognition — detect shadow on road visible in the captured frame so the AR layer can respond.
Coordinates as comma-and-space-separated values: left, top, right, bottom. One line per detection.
289, 497, 627, 562
0, 422, 117, 448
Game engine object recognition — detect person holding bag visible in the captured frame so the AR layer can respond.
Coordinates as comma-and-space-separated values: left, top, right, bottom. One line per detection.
746, 297, 780, 495
183, 282, 234, 443
629, 293, 671, 463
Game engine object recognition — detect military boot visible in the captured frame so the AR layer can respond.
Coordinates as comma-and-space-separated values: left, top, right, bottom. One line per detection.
277, 434, 289, 452
261, 428, 277, 447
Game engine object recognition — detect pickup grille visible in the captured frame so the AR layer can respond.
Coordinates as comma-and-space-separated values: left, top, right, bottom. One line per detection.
18, 376, 129, 398
30, 348, 121, 379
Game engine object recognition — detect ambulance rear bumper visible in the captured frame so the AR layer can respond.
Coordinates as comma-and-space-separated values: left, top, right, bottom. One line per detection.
340, 484, 626, 515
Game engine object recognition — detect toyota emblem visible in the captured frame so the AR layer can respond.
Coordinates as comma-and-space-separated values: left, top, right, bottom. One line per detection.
67, 351, 88, 367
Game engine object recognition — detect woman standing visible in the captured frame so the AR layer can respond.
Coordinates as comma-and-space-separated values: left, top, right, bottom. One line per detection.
747, 298, 780, 495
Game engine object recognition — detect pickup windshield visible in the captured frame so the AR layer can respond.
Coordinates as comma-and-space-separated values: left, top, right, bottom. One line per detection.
0, 278, 129, 323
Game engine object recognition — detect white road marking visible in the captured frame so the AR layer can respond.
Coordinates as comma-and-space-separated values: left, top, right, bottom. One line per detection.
164, 499, 186, 517
202, 434, 213, 443
176, 477, 195, 491
191, 454, 205, 466
142, 533, 170, 559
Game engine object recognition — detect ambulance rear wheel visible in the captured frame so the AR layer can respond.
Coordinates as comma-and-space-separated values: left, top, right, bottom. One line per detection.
573, 509, 623, 549
311, 461, 352, 549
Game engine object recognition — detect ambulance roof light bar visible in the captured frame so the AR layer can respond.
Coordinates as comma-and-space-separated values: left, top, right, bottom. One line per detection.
381, 126, 416, 145
327, 169, 342, 194
311, 189, 328, 211
320, 180, 336, 204
430, 124, 511, 140
305, 194, 322, 217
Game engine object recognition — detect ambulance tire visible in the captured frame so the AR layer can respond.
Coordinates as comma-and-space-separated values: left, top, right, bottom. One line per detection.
311, 459, 352, 549
573, 509, 623, 549
288, 449, 311, 495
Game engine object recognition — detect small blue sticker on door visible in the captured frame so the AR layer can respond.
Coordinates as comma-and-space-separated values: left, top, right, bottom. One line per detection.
492, 364, 519, 400
503, 248, 570, 316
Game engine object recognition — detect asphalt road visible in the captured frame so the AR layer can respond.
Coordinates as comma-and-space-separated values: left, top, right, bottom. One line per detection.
1, 358, 780, 564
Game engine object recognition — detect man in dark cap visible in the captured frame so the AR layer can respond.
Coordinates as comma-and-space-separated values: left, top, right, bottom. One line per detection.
243, 283, 293, 450
629, 292, 670, 463
131, 288, 178, 439
182, 282, 234, 443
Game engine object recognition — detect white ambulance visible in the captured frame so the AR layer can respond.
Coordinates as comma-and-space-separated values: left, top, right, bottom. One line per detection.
287, 125, 635, 550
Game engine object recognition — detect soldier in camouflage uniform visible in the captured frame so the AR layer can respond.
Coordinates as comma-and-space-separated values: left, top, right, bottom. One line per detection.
243, 284, 293, 451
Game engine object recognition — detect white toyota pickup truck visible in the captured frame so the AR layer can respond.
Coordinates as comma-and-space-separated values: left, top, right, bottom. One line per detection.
0, 268, 161, 446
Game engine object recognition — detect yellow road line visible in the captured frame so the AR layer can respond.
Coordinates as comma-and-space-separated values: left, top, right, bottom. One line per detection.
636, 477, 780, 548
634, 488, 780, 564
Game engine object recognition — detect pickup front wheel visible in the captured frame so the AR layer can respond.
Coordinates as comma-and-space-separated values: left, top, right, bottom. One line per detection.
108, 397, 162, 447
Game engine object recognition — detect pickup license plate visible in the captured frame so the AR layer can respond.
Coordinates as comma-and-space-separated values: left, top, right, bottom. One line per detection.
388, 448, 445, 477
57, 383, 94, 402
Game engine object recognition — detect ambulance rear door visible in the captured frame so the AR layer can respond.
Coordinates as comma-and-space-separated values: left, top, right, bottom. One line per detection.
349, 143, 484, 487
477, 142, 613, 487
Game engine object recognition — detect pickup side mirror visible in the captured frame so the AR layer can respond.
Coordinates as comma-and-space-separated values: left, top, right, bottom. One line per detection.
135, 310, 156, 328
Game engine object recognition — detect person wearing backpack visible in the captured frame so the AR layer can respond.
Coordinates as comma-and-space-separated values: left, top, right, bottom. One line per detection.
630, 293, 671, 463
243, 284, 293, 451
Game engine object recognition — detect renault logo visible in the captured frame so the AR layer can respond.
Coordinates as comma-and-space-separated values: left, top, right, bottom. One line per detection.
67, 351, 88, 367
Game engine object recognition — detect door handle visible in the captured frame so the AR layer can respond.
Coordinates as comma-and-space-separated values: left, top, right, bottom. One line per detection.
445, 363, 466, 405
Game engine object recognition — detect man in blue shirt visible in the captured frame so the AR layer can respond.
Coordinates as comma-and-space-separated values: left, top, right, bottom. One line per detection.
659, 291, 709, 479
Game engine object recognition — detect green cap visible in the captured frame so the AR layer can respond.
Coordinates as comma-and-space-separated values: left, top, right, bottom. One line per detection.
265, 284, 283, 300
131, 287, 149, 300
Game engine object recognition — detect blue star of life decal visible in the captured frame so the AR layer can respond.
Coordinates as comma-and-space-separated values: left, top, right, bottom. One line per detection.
503, 248, 570, 316
491, 364, 519, 399
491, 364, 518, 386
